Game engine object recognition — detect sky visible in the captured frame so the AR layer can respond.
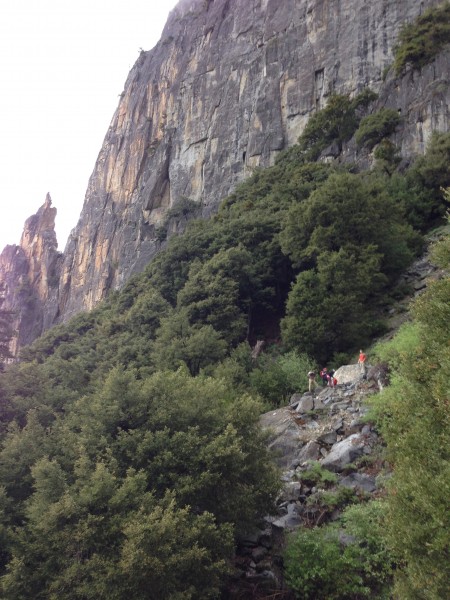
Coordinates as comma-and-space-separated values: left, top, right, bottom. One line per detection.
0, 0, 179, 252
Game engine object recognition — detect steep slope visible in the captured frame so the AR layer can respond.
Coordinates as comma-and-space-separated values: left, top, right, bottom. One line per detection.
1, 0, 449, 356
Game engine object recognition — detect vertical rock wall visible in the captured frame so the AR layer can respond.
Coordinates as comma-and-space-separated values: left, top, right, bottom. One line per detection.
57, 0, 447, 323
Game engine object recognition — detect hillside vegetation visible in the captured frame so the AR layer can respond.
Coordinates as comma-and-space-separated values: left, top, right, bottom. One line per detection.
393, 1, 450, 74
0, 83, 449, 597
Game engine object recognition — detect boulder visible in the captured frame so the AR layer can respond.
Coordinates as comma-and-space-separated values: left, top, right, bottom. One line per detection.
318, 430, 338, 445
334, 364, 367, 384
260, 407, 303, 468
339, 472, 377, 493
294, 395, 314, 413
320, 433, 367, 472
296, 441, 321, 463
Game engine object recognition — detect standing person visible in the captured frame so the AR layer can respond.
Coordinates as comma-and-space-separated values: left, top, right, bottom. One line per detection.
308, 370, 317, 393
358, 350, 367, 377
328, 369, 335, 387
320, 367, 328, 386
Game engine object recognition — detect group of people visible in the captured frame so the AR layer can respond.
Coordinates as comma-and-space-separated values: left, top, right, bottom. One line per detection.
307, 350, 367, 393
307, 367, 337, 392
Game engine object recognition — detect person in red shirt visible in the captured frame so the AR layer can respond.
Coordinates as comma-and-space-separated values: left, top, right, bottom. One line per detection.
358, 350, 367, 376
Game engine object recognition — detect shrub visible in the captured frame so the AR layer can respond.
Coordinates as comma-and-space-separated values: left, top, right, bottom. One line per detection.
369, 227, 450, 598
393, 2, 450, 74
249, 349, 315, 407
297, 89, 377, 160
284, 501, 394, 599
355, 109, 401, 149
370, 321, 421, 369
297, 462, 338, 486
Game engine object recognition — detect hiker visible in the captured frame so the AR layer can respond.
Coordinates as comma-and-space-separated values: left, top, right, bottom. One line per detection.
307, 370, 316, 393
328, 369, 335, 387
358, 349, 367, 377
320, 367, 328, 386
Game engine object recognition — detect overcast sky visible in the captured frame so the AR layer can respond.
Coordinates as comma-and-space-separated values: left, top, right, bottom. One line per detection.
0, 0, 179, 252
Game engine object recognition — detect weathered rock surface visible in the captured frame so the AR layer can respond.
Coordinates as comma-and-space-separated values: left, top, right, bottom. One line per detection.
0, 195, 62, 354
241, 372, 385, 592
56, 0, 448, 324
260, 371, 382, 526
260, 407, 304, 468
320, 433, 367, 472
1, 0, 448, 354
334, 364, 366, 384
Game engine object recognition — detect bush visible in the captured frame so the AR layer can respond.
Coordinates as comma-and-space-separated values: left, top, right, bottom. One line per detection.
297, 462, 338, 486
297, 89, 377, 160
369, 227, 450, 598
393, 2, 450, 74
284, 500, 393, 599
355, 109, 401, 149
249, 349, 315, 407
370, 321, 421, 369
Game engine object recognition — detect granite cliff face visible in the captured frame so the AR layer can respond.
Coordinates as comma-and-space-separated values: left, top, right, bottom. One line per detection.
1, 0, 449, 354
0, 195, 61, 354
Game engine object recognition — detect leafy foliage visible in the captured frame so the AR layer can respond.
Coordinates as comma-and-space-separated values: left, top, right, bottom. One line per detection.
280, 171, 420, 362
284, 500, 393, 599
355, 108, 401, 149
393, 2, 450, 74
297, 462, 338, 486
297, 90, 377, 160
369, 226, 450, 598
0, 369, 280, 598
0, 288, 15, 363
0, 86, 448, 597
249, 349, 315, 406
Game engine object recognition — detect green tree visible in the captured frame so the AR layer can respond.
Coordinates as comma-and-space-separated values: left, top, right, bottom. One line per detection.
370, 225, 450, 598
280, 171, 417, 278
177, 247, 253, 344
281, 246, 386, 362
393, 2, 450, 74
284, 500, 393, 599
152, 310, 227, 375
1, 369, 280, 598
355, 108, 401, 149
297, 90, 377, 160
0, 289, 14, 363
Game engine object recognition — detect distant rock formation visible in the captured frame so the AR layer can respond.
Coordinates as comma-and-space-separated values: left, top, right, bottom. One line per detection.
0, 195, 62, 355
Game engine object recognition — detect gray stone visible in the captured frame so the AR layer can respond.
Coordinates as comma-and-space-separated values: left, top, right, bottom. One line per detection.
339, 473, 377, 493
334, 365, 365, 384
313, 397, 325, 410
281, 481, 302, 502
281, 470, 296, 482
321, 434, 367, 472
260, 407, 303, 468
297, 441, 321, 463
318, 430, 338, 445
251, 546, 268, 562
272, 512, 302, 530
331, 418, 344, 432
289, 392, 304, 408
295, 396, 314, 413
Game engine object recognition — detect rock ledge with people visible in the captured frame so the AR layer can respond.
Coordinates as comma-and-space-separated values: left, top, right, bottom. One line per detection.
233, 360, 389, 591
